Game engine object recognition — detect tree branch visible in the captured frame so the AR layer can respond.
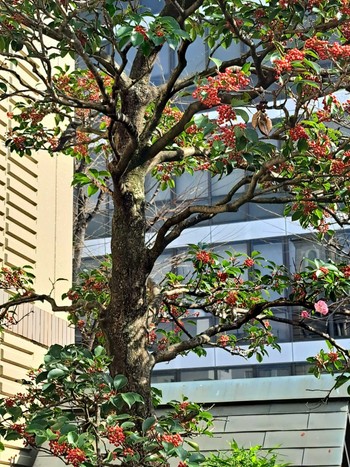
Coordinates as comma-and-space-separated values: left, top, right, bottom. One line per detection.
154, 298, 311, 363
0, 294, 105, 322
148, 158, 282, 265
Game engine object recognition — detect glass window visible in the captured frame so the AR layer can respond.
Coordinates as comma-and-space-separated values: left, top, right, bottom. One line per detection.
211, 205, 248, 224
151, 371, 177, 383
217, 367, 254, 379
194, 318, 211, 334
294, 363, 312, 375
80, 256, 103, 271
333, 314, 350, 338
179, 37, 207, 75
177, 252, 195, 280
256, 364, 292, 378
180, 369, 215, 381
211, 170, 246, 197
248, 202, 285, 221
151, 252, 174, 283
152, 45, 172, 84
142, 0, 164, 13
252, 240, 283, 266
175, 171, 209, 199
270, 309, 292, 342
291, 236, 326, 271
213, 242, 248, 258
252, 240, 284, 301
145, 176, 172, 202
86, 211, 111, 239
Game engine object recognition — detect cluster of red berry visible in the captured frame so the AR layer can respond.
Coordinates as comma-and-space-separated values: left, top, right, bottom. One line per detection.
106, 425, 126, 446
193, 69, 249, 107
195, 250, 214, 264
161, 433, 183, 447
289, 125, 308, 141
66, 447, 87, 467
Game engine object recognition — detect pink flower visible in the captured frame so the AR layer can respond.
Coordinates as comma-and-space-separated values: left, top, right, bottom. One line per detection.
217, 335, 230, 347
314, 300, 328, 316
300, 310, 310, 318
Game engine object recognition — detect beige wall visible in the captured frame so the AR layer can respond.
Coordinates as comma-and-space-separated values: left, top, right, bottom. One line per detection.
0, 332, 48, 466
0, 56, 75, 465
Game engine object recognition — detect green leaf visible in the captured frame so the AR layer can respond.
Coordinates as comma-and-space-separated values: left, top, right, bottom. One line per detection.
7, 406, 22, 421
26, 419, 49, 432
142, 416, 156, 433
103, 373, 113, 388
94, 345, 105, 357
188, 452, 205, 463
130, 31, 145, 46
297, 138, 309, 152
186, 440, 200, 451
234, 108, 249, 123
175, 446, 188, 460
231, 98, 249, 107
304, 58, 321, 74
120, 392, 143, 408
67, 431, 79, 445
11, 40, 23, 52
209, 56, 222, 68
61, 424, 78, 435
35, 434, 48, 446
87, 184, 99, 197
47, 368, 66, 380
5, 432, 22, 441
0, 36, 10, 52
241, 62, 251, 73
244, 128, 259, 143
120, 421, 135, 429
113, 374, 128, 390
116, 25, 133, 38
0, 441, 4, 451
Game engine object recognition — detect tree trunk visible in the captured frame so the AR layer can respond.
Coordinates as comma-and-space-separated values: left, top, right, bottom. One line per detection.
100, 166, 155, 418
72, 186, 88, 283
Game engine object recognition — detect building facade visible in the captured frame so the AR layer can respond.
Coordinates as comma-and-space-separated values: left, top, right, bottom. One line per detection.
0, 60, 75, 465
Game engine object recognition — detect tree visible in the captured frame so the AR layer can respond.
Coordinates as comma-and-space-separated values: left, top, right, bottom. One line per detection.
1, 0, 350, 464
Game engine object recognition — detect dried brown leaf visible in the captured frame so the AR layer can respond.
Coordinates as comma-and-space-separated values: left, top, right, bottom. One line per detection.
257, 112, 272, 136
251, 111, 260, 129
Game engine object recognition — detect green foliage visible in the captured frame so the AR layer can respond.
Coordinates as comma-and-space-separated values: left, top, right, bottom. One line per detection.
0, 344, 212, 466
202, 441, 290, 467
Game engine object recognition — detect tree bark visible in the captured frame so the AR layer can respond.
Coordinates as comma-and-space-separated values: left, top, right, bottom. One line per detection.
100, 166, 155, 418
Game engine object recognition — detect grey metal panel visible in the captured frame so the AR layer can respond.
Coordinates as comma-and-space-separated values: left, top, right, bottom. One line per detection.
156, 375, 350, 405
210, 404, 271, 416
194, 432, 265, 451
215, 413, 309, 433
33, 452, 63, 467
268, 401, 348, 414
270, 448, 304, 465
302, 447, 344, 466
264, 429, 345, 449
16, 448, 37, 467
308, 412, 348, 430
